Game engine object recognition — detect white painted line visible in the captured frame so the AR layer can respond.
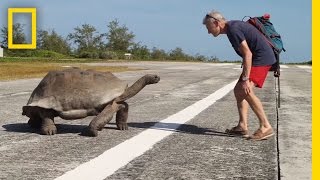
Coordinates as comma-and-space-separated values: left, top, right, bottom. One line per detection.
280, 65, 289, 68
207, 63, 236, 66
165, 66, 208, 70
55, 79, 238, 180
0, 91, 31, 98
296, 65, 312, 69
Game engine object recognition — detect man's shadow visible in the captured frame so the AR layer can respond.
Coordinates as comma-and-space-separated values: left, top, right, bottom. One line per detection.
126, 122, 232, 137
2, 121, 236, 137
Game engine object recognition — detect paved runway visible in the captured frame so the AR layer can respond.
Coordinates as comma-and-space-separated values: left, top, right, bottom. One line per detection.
0, 62, 311, 179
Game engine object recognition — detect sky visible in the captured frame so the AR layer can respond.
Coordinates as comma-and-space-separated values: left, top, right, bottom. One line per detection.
0, 0, 311, 63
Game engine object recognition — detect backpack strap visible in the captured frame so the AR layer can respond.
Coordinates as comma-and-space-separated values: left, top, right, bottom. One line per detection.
242, 16, 252, 21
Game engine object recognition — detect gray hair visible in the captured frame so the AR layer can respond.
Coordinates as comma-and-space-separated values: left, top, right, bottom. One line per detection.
202, 10, 226, 25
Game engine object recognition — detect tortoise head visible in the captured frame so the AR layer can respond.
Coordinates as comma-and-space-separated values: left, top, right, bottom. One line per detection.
145, 74, 160, 84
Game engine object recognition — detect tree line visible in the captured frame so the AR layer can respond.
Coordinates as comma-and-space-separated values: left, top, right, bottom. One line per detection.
0, 19, 219, 62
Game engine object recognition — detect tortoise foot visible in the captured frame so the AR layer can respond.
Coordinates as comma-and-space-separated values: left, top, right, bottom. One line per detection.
117, 122, 128, 130
41, 125, 57, 135
82, 127, 98, 137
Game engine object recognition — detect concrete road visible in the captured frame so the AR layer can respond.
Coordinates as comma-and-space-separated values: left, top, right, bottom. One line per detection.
0, 62, 311, 180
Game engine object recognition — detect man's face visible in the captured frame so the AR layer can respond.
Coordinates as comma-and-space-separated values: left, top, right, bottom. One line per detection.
205, 21, 220, 37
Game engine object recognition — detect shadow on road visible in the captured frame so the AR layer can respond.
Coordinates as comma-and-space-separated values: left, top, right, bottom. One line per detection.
125, 122, 236, 138
2, 123, 89, 134
3, 122, 239, 138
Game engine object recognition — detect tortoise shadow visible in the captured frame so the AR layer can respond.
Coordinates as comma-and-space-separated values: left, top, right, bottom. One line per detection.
2, 123, 38, 134
2, 123, 90, 134
3, 121, 234, 138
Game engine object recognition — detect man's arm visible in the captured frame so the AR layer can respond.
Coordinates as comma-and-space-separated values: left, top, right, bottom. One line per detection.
238, 40, 252, 80
238, 40, 252, 95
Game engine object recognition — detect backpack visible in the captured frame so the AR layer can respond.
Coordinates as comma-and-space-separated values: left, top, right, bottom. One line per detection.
243, 14, 285, 77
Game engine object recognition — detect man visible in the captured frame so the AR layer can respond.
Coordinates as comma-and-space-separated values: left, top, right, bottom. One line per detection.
203, 11, 275, 140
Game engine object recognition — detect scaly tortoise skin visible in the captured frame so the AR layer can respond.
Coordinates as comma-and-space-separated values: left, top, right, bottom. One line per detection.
22, 68, 160, 136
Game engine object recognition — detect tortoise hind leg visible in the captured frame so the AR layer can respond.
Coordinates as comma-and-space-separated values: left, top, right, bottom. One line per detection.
39, 109, 57, 135
116, 102, 129, 130
84, 102, 125, 137
25, 107, 42, 128
28, 115, 42, 128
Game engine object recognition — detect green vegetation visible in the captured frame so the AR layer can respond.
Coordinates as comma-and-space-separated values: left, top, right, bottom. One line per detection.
0, 19, 310, 83
0, 20, 310, 64
0, 20, 219, 62
285, 60, 312, 65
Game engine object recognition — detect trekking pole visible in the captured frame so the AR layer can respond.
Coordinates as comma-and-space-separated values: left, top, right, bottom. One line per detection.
274, 53, 280, 108
276, 76, 280, 108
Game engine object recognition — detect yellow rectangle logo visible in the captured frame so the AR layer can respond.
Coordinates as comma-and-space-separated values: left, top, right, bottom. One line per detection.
8, 8, 37, 49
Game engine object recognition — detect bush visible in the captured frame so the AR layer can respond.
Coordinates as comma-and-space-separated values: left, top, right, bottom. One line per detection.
32, 50, 66, 58
78, 51, 99, 59
99, 51, 119, 59
4, 49, 66, 59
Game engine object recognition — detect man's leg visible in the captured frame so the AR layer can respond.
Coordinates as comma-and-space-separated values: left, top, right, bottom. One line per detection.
245, 87, 273, 133
234, 82, 249, 131
233, 80, 273, 140
225, 81, 250, 136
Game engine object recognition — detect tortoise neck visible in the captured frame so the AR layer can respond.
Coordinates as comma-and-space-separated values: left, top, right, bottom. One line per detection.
116, 76, 148, 102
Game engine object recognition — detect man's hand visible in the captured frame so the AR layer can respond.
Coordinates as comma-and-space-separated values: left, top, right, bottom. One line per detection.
241, 80, 251, 95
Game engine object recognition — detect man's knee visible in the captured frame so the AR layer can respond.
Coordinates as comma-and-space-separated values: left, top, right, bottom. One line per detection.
234, 83, 256, 101
234, 86, 246, 101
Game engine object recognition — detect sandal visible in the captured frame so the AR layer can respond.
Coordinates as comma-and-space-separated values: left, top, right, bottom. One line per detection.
248, 128, 274, 141
225, 126, 249, 138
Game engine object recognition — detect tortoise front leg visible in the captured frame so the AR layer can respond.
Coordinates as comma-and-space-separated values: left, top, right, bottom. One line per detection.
116, 102, 129, 130
85, 102, 125, 137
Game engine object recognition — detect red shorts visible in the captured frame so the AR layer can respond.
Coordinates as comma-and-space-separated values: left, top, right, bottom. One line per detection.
249, 66, 271, 88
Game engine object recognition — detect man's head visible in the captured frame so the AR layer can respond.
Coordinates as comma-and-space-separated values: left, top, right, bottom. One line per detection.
202, 11, 227, 37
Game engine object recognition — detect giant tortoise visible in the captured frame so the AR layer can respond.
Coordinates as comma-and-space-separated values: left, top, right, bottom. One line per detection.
22, 68, 160, 136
